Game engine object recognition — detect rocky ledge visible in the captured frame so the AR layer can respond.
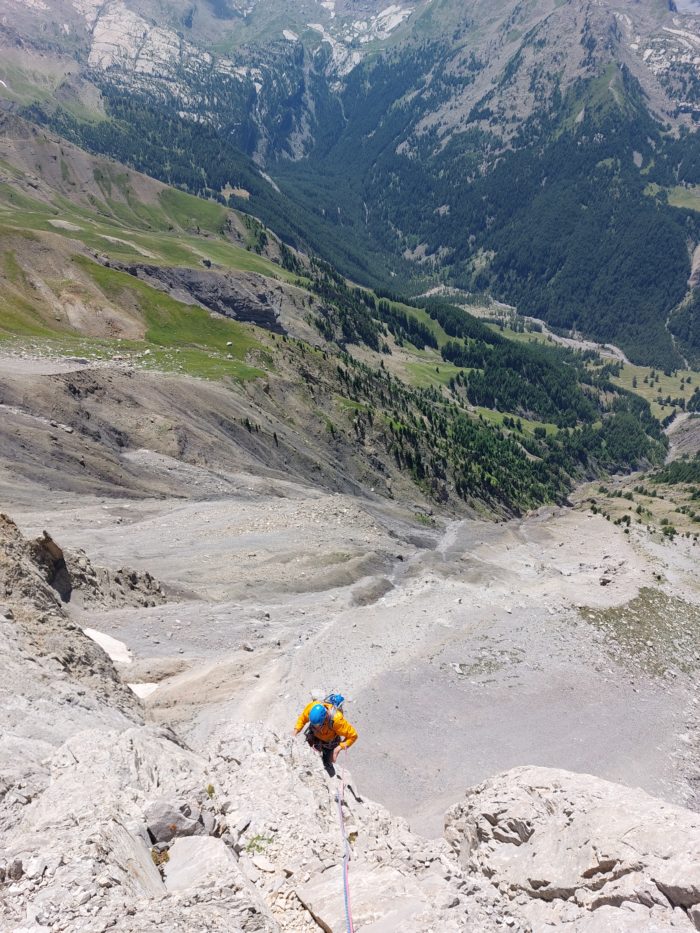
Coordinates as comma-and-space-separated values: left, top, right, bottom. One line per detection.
446, 766, 700, 932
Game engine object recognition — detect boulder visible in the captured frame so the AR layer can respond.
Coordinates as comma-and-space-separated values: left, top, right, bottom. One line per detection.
145, 798, 204, 843
164, 836, 238, 892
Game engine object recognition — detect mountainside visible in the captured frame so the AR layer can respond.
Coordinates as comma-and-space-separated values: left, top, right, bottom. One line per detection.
5, 5, 700, 930
1, 111, 676, 521
5, 6, 700, 932
4, 0, 700, 366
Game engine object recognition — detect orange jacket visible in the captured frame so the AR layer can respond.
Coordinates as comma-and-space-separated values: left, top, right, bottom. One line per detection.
294, 701, 358, 750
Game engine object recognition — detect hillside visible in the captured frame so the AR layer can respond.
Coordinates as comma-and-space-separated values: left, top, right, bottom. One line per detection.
0, 112, 674, 521
4, 446, 700, 931
4, 0, 700, 365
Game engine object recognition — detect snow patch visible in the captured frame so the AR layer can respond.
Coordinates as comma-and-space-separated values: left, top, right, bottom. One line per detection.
128, 682, 159, 699
83, 628, 132, 665
282, 29, 298, 41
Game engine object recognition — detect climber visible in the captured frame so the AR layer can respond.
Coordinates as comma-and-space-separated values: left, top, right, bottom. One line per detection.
293, 694, 358, 777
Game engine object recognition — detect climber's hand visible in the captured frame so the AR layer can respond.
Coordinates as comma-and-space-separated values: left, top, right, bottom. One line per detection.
332, 747, 341, 763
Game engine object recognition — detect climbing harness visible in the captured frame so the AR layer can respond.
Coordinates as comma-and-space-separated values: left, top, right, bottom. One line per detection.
335, 749, 355, 933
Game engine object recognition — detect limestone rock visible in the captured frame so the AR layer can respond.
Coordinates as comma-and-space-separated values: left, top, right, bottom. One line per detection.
296, 864, 459, 933
164, 836, 238, 892
689, 905, 700, 931
5, 512, 700, 933
251, 855, 275, 873
145, 799, 204, 843
445, 765, 700, 930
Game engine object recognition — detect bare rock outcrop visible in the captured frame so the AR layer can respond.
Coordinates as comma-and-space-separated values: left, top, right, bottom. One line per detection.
1, 718, 506, 933
27, 530, 166, 610
0, 515, 141, 840
106, 261, 286, 334
4, 511, 700, 933
445, 765, 700, 931
62, 547, 167, 611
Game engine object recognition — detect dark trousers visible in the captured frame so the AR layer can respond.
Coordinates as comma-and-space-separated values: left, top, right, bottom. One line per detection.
305, 730, 340, 776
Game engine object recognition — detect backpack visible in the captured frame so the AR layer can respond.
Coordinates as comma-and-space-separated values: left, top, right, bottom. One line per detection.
306, 693, 345, 731
325, 692, 345, 714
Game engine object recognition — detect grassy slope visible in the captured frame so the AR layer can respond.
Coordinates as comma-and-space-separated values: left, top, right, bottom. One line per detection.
0, 249, 269, 381
3, 156, 694, 430
0, 182, 299, 281
612, 363, 697, 421
74, 258, 268, 380
577, 475, 700, 543
0, 120, 688, 517
0, 131, 313, 381
645, 184, 700, 214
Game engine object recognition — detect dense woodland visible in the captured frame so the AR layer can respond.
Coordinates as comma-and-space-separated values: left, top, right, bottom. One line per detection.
281, 53, 697, 368
325, 341, 663, 515
652, 453, 700, 485
669, 292, 700, 368
306, 283, 667, 502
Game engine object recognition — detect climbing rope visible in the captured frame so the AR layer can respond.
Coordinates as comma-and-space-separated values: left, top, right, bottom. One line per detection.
335, 749, 355, 933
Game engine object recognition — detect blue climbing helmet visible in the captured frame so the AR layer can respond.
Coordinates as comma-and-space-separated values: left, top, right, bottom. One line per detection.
309, 703, 328, 726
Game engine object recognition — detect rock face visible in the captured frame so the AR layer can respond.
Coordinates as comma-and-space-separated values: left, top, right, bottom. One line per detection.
0, 515, 141, 836
11, 720, 700, 933
202, 729, 504, 933
29, 530, 167, 611
108, 261, 286, 334
445, 765, 700, 931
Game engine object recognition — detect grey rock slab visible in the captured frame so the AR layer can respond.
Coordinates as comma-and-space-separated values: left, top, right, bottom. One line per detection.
145, 799, 203, 843
296, 864, 460, 932
23, 857, 47, 880
251, 855, 275, 873
106, 819, 164, 898
164, 836, 237, 893
567, 902, 695, 931
654, 857, 700, 908
446, 765, 700, 929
